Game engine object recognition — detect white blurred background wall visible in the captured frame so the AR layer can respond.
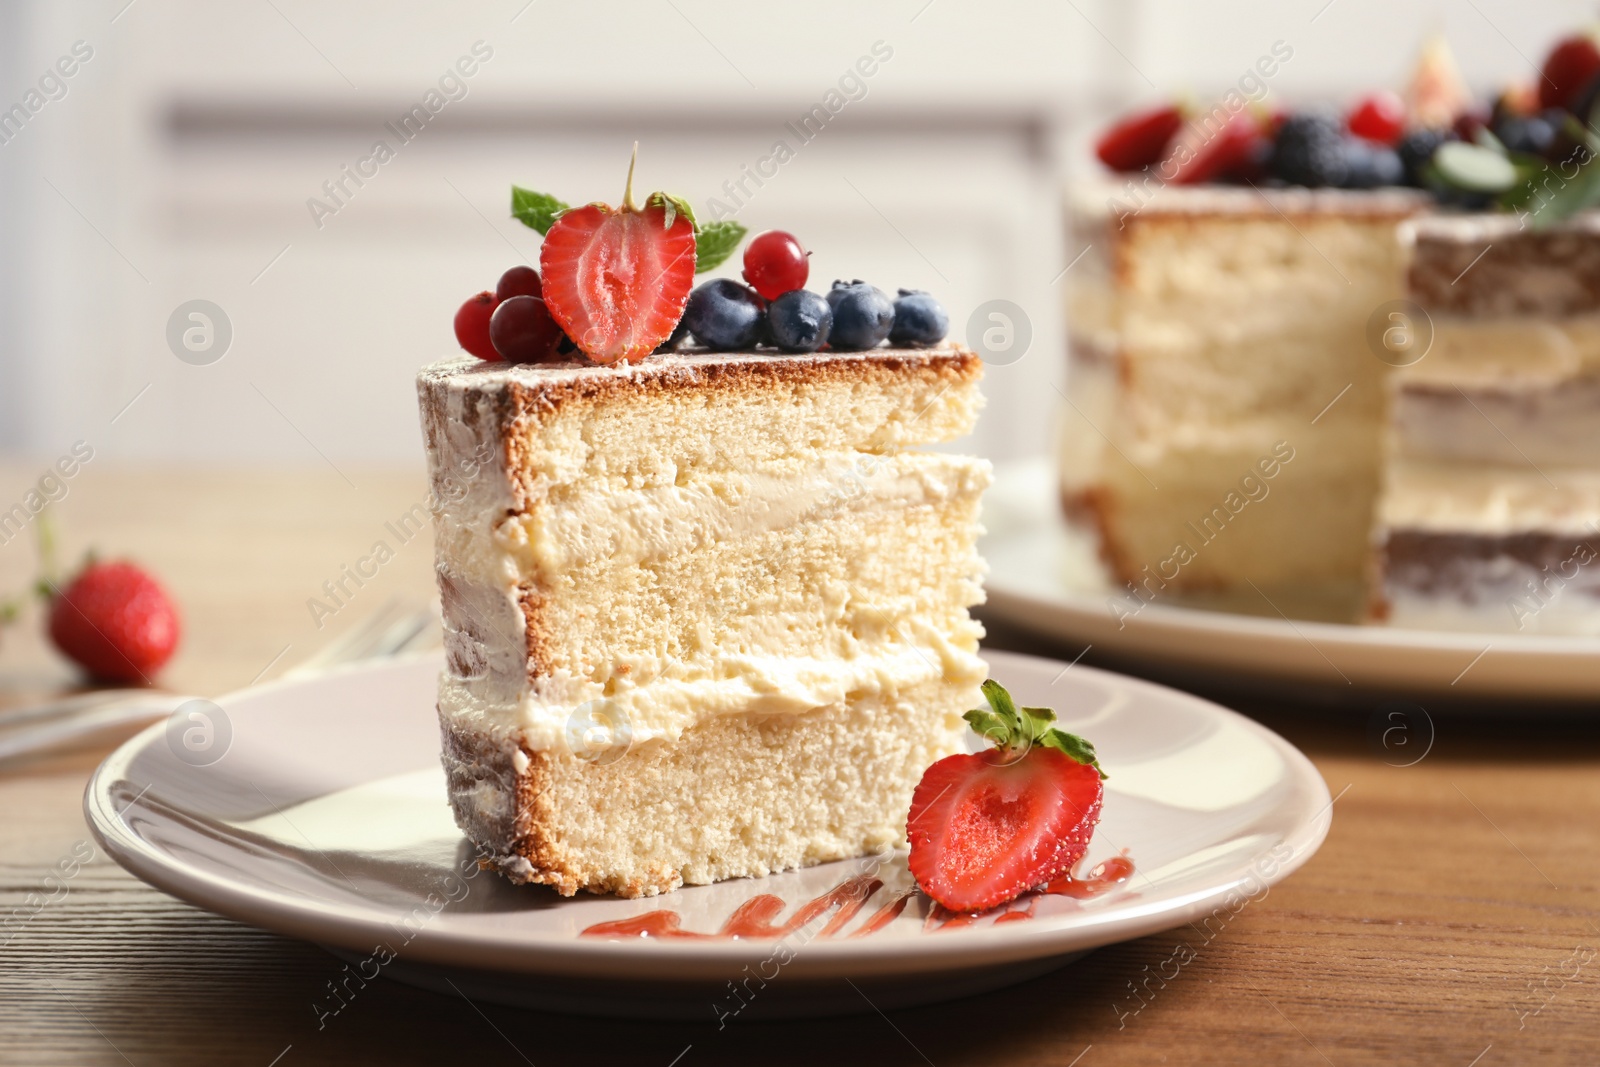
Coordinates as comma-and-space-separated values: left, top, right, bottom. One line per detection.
0, 0, 1593, 469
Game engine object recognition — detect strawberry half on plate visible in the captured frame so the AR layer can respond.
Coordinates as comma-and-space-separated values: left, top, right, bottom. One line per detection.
907, 679, 1107, 913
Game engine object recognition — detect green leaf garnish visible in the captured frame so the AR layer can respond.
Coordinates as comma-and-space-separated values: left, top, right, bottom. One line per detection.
962, 679, 1107, 778
511, 187, 570, 235
693, 220, 746, 273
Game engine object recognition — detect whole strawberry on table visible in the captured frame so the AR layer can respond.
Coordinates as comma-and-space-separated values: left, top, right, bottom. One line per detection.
32, 518, 181, 685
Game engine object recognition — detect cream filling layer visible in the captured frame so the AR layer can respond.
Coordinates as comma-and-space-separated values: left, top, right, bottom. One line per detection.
1379, 459, 1600, 535
1401, 314, 1600, 387
439, 614, 988, 752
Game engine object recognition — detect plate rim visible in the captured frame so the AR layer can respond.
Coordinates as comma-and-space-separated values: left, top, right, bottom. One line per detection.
982, 460, 1600, 698
85, 649, 1333, 980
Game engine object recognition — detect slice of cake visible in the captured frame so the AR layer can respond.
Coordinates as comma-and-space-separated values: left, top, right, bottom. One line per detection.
1371, 214, 1600, 633
417, 347, 989, 896
1062, 184, 1426, 620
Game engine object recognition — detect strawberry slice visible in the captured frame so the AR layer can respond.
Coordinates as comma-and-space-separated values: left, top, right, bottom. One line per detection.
1166, 110, 1263, 184
907, 680, 1106, 913
538, 149, 697, 365
1096, 104, 1185, 172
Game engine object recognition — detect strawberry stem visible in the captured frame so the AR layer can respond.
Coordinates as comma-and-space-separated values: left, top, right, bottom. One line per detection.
35, 507, 60, 593
621, 141, 641, 213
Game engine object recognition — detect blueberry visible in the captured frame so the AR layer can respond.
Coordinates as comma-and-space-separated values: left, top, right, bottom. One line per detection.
1269, 110, 1347, 187
1493, 113, 1556, 156
766, 289, 832, 353
1395, 127, 1454, 187
827, 279, 869, 311
684, 278, 765, 351
889, 289, 948, 346
1340, 138, 1404, 189
828, 283, 895, 351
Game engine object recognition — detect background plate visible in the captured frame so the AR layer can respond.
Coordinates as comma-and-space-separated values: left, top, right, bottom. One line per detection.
983, 461, 1600, 703
86, 647, 1331, 1018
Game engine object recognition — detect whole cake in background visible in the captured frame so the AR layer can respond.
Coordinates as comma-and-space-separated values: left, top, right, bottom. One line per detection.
419, 156, 991, 897
1065, 29, 1600, 633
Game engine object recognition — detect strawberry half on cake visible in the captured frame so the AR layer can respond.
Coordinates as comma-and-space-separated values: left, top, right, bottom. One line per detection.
422, 153, 990, 897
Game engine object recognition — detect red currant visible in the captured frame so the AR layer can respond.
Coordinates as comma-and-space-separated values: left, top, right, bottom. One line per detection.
454, 291, 499, 360
496, 265, 542, 302
490, 295, 564, 363
1347, 90, 1406, 145
742, 230, 809, 301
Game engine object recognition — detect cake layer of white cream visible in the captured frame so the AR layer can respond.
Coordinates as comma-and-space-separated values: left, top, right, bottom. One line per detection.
1379, 459, 1600, 536
441, 614, 987, 753
1406, 314, 1600, 387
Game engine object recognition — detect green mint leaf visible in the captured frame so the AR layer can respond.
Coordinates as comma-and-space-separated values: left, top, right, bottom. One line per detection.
1525, 151, 1600, 230
511, 186, 570, 235
694, 220, 747, 273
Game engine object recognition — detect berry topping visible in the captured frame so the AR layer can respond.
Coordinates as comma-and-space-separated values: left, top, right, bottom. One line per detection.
536, 147, 698, 364
1396, 126, 1454, 186
766, 289, 831, 353
742, 230, 810, 302
453, 291, 499, 361
1491, 107, 1559, 156
889, 289, 948, 346
1269, 110, 1348, 187
47, 560, 181, 683
489, 294, 564, 364
1340, 138, 1405, 189
654, 315, 691, 354
907, 680, 1106, 913
827, 282, 894, 351
495, 265, 543, 302
684, 278, 766, 350
1095, 104, 1185, 172
1347, 89, 1407, 145
1166, 111, 1263, 185
1539, 32, 1600, 111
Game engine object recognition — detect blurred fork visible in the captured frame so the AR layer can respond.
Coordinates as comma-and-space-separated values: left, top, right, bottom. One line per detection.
0, 600, 438, 764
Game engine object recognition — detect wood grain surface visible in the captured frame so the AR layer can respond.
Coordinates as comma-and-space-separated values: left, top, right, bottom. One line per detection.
1, 464, 1598, 1066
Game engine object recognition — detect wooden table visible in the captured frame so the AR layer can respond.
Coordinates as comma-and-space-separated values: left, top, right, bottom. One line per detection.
3, 464, 1598, 1066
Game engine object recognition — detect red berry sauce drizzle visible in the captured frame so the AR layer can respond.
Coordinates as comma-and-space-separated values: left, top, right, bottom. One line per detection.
578, 853, 1134, 940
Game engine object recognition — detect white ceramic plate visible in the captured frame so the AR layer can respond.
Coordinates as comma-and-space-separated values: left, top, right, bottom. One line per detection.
983, 461, 1600, 702
86, 648, 1330, 1019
